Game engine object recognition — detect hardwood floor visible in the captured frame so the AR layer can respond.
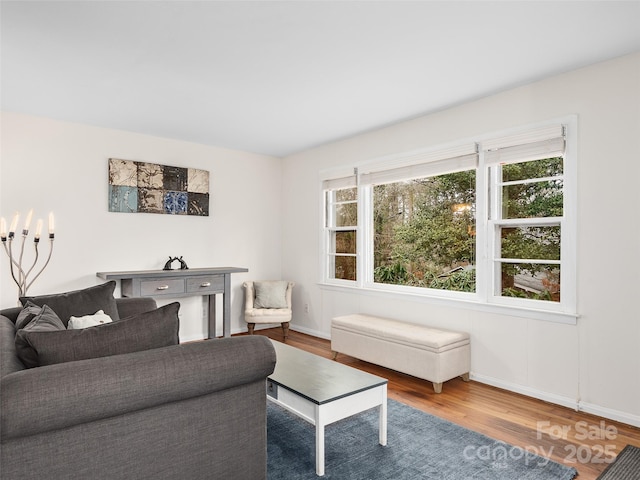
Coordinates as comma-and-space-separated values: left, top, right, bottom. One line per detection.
252, 328, 640, 479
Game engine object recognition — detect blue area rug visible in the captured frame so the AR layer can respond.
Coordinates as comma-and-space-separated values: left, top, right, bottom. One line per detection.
267, 399, 577, 479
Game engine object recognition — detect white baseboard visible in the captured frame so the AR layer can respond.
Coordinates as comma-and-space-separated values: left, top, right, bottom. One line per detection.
289, 324, 331, 340
243, 325, 640, 428
181, 324, 266, 343
182, 325, 327, 342
443, 373, 640, 428
180, 333, 207, 343
470, 373, 580, 411
578, 401, 640, 428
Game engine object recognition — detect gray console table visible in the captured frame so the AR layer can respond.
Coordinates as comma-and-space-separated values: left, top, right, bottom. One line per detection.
96, 267, 248, 339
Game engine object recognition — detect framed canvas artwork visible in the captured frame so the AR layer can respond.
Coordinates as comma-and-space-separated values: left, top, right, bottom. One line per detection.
108, 158, 209, 216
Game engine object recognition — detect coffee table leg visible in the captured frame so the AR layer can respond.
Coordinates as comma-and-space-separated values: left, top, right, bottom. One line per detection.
379, 384, 388, 446
315, 406, 325, 476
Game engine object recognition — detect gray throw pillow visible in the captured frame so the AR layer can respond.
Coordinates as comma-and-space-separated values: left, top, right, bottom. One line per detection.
20, 281, 120, 327
15, 304, 66, 368
253, 281, 288, 309
20, 302, 180, 367
15, 301, 44, 330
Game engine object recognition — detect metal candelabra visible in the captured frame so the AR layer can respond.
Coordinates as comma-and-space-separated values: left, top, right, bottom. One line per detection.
1, 210, 55, 299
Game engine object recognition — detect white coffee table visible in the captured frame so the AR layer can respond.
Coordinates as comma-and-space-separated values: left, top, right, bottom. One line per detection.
267, 339, 388, 476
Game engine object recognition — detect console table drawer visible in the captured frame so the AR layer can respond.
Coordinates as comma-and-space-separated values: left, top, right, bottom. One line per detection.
140, 278, 185, 296
187, 276, 224, 294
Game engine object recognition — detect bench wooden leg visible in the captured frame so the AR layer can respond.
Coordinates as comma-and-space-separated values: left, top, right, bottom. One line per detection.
331, 351, 339, 360
461, 373, 470, 382
433, 382, 443, 394
247, 323, 255, 335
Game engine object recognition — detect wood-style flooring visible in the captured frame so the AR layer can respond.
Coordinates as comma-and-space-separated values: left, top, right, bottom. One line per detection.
250, 328, 640, 480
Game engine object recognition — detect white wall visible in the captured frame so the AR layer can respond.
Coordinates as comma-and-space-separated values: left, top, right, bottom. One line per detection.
282, 52, 640, 426
0, 112, 284, 341
2, 53, 638, 427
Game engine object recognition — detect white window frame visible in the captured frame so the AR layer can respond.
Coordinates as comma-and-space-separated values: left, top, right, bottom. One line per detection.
360, 160, 480, 302
321, 172, 359, 286
479, 118, 577, 317
320, 116, 577, 324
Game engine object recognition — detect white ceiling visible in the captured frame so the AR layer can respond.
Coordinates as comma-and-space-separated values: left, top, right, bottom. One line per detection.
2, 1, 640, 157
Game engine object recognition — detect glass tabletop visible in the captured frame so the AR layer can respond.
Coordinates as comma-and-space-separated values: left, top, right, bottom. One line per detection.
268, 339, 388, 405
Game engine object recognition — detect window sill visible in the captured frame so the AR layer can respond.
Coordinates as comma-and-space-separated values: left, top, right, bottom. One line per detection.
318, 282, 578, 325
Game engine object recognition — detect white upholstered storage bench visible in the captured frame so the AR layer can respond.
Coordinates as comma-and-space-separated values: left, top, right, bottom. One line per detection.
331, 314, 470, 393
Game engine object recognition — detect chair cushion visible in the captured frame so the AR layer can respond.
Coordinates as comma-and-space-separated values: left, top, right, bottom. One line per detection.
253, 281, 288, 309
16, 302, 180, 367
20, 281, 120, 327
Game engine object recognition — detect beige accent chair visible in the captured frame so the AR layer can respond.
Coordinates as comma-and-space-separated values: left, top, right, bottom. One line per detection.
243, 281, 294, 339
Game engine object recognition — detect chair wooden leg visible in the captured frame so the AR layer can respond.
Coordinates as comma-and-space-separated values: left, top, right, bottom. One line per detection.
248, 323, 255, 335
281, 322, 290, 340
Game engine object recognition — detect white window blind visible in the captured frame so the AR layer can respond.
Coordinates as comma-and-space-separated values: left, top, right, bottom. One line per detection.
360, 144, 478, 185
483, 125, 565, 166
322, 175, 357, 190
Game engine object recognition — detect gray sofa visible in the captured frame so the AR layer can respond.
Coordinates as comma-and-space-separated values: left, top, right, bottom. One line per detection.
0, 295, 276, 480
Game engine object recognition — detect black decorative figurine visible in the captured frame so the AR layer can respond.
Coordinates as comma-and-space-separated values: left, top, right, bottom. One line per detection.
163, 256, 189, 270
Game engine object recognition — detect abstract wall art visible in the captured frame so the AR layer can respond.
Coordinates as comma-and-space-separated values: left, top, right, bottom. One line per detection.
108, 158, 209, 216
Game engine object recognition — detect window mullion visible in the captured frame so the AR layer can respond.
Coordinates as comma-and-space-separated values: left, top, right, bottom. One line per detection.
476, 148, 490, 302
359, 184, 371, 288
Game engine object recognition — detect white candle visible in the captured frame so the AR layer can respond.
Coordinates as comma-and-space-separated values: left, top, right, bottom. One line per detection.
9, 213, 19, 234
23, 209, 33, 231
0, 218, 6, 237
48, 212, 55, 234
35, 219, 43, 239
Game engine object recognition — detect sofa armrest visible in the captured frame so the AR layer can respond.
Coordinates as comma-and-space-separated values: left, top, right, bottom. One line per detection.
0, 316, 24, 378
1, 335, 276, 440
0, 307, 21, 324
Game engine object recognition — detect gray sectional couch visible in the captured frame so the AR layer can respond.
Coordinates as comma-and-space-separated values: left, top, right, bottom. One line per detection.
0, 284, 276, 480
